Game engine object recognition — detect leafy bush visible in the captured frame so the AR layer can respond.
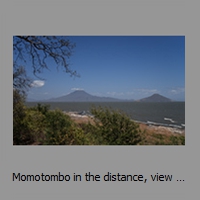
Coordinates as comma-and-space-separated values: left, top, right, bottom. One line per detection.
31, 103, 50, 115
79, 122, 105, 145
43, 109, 74, 145
90, 107, 142, 145
13, 97, 48, 145
23, 109, 47, 144
14, 101, 89, 145
170, 135, 185, 145
13, 89, 33, 145
36, 108, 90, 145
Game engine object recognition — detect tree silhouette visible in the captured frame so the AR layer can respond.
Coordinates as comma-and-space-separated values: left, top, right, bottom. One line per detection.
13, 36, 77, 95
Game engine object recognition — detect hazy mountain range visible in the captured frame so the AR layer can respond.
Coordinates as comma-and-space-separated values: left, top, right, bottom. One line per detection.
43, 90, 127, 102
137, 93, 172, 102
27, 90, 173, 102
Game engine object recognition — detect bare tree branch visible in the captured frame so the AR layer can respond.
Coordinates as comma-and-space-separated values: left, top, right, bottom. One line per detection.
13, 36, 78, 94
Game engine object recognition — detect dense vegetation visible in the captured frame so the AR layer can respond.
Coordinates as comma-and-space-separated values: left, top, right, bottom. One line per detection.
13, 90, 185, 145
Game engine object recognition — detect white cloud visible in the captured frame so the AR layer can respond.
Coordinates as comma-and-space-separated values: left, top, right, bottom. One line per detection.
106, 89, 159, 99
169, 87, 185, 94
121, 88, 160, 99
107, 92, 124, 96
132, 88, 159, 95
93, 92, 103, 96
71, 88, 84, 91
107, 92, 116, 95
171, 90, 177, 94
31, 80, 45, 88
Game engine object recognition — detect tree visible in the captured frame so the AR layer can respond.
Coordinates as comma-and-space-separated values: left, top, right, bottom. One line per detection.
13, 36, 78, 145
13, 36, 77, 95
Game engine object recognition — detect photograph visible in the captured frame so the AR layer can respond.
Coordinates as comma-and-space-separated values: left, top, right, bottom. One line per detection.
13, 36, 185, 145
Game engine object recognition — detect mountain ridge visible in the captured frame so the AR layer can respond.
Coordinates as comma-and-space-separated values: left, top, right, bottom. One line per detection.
44, 90, 124, 102
137, 93, 172, 102
27, 91, 173, 102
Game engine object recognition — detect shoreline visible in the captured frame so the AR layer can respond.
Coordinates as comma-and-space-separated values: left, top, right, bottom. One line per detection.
133, 120, 185, 135
64, 111, 185, 135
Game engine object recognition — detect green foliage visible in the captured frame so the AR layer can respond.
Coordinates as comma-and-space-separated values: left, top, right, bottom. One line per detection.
13, 95, 48, 145
22, 109, 46, 144
43, 109, 92, 145
14, 101, 91, 145
179, 135, 185, 145
170, 135, 185, 145
14, 101, 185, 146
31, 103, 50, 115
90, 107, 142, 145
13, 89, 34, 145
79, 122, 105, 145
43, 109, 75, 145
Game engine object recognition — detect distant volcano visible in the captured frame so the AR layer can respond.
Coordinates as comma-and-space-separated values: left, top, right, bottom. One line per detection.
46, 90, 123, 102
138, 94, 172, 102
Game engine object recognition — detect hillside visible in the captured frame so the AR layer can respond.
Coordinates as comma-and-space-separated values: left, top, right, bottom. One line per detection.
138, 93, 172, 102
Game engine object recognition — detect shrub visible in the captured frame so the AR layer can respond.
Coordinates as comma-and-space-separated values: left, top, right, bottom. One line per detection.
13, 89, 34, 145
79, 122, 105, 145
13, 99, 92, 145
170, 135, 185, 145
179, 135, 185, 145
23, 109, 47, 144
31, 103, 50, 115
90, 107, 142, 145
13, 97, 48, 145
43, 109, 90, 145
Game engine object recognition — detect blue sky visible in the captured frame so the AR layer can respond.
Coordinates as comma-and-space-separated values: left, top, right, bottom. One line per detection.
24, 36, 185, 101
